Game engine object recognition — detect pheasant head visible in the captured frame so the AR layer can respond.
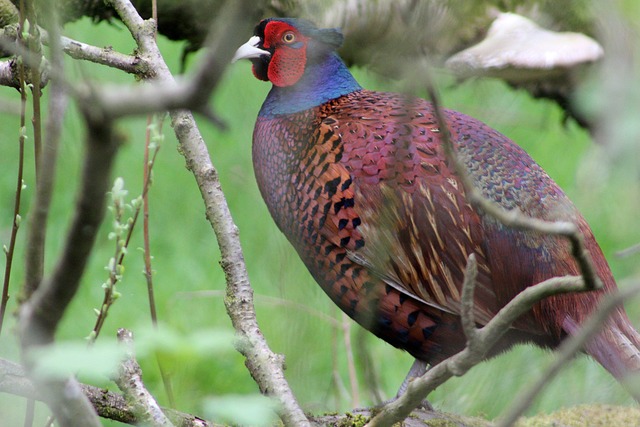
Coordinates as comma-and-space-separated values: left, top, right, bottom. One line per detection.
233, 18, 361, 115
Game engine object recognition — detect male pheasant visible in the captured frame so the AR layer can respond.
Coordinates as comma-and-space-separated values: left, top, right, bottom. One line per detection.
233, 17, 640, 396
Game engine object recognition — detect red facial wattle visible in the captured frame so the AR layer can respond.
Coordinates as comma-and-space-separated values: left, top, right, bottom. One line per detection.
262, 21, 309, 87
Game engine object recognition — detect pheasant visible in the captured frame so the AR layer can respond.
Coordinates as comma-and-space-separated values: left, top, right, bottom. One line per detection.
233, 17, 640, 398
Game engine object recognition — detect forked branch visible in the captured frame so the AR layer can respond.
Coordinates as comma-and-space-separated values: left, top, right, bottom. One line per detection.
367, 66, 607, 426
367, 262, 587, 426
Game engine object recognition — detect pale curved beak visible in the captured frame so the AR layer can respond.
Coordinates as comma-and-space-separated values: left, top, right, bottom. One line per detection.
232, 36, 270, 63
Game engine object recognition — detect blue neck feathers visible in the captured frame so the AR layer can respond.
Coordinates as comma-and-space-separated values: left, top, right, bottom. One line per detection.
259, 53, 361, 117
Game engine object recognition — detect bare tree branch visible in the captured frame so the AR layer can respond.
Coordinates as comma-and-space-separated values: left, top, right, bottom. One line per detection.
1, 25, 139, 83
20, 27, 51, 302
101, 0, 310, 425
0, 60, 25, 336
52, 31, 143, 75
114, 329, 174, 426
73, 0, 267, 120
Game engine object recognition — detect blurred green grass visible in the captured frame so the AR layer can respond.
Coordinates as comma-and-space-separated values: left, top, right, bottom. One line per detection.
0, 15, 639, 426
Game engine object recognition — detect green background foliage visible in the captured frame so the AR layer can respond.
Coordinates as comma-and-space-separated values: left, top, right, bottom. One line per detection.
1, 11, 639, 425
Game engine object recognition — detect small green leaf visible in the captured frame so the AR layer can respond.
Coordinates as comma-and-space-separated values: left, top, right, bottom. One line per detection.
29, 341, 125, 382
21, 20, 30, 37
133, 325, 235, 360
202, 394, 280, 427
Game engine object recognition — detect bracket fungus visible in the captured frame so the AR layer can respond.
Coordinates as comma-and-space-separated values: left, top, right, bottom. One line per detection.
445, 12, 603, 84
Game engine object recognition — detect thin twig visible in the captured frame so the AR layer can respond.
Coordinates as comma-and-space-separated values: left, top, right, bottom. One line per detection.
144, 113, 176, 408
355, 328, 385, 405
142, 118, 157, 318
0, 122, 24, 337
0, 41, 27, 337
177, 290, 341, 327
616, 243, 640, 258
20, 17, 63, 302
18, 4, 36, 425
89, 178, 130, 343
27, 15, 43, 182
90, 133, 160, 343
341, 313, 360, 408
424, 76, 599, 292
330, 308, 349, 406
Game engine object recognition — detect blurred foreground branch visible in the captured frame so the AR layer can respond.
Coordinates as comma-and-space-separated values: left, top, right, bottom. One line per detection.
17, 5, 115, 424
0, 357, 214, 427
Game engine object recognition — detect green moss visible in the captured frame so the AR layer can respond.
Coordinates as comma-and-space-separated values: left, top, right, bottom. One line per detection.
427, 412, 492, 427
423, 420, 458, 427
516, 404, 640, 427
403, 409, 492, 427
336, 412, 369, 427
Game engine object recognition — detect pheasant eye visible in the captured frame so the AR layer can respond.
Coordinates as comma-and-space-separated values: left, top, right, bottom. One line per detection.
282, 32, 296, 43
